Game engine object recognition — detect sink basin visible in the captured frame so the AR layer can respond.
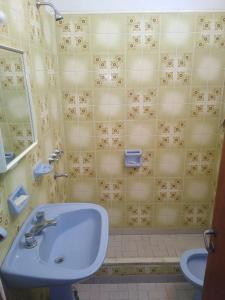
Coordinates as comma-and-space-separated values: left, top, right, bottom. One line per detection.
1, 203, 109, 289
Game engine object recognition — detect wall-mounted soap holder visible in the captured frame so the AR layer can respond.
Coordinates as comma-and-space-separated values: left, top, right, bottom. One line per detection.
124, 149, 142, 167
8, 185, 30, 215
33, 162, 53, 180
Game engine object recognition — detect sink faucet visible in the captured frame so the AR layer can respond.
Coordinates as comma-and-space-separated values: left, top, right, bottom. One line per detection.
24, 211, 57, 249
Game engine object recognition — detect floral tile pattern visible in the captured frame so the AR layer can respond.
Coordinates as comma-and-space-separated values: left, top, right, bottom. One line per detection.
57, 16, 89, 52
127, 203, 153, 226
157, 120, 185, 147
156, 178, 183, 202
160, 53, 191, 85
98, 179, 124, 203
96, 122, 124, 149
182, 204, 210, 226
67, 152, 95, 177
196, 14, 225, 48
127, 89, 156, 119
191, 87, 221, 116
94, 55, 124, 87
127, 15, 159, 50
185, 150, 215, 176
63, 90, 92, 120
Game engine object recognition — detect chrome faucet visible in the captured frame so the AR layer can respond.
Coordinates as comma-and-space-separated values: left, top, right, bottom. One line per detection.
54, 173, 68, 180
24, 211, 57, 249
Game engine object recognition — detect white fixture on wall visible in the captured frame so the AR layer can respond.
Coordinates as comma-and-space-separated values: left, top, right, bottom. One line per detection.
0, 11, 6, 24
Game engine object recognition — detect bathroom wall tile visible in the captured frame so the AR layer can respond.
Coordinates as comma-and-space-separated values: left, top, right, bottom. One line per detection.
63, 89, 93, 121
160, 13, 195, 51
90, 14, 126, 34
160, 32, 195, 51
67, 152, 96, 177
190, 86, 222, 117
154, 204, 181, 227
93, 54, 124, 88
157, 120, 186, 148
185, 149, 215, 176
126, 178, 154, 202
66, 178, 97, 202
96, 122, 124, 149
27, 0, 43, 45
92, 33, 125, 53
158, 87, 189, 119
127, 88, 157, 119
94, 89, 125, 121
104, 203, 126, 227
97, 179, 124, 204
61, 70, 93, 89
195, 13, 225, 49
96, 151, 124, 178
160, 53, 192, 86
186, 118, 219, 148
126, 203, 153, 227
161, 13, 196, 33
125, 120, 156, 149
127, 15, 160, 52
155, 178, 183, 203
57, 15, 90, 53
59, 53, 92, 72
64, 121, 95, 151
126, 52, 159, 87
192, 50, 225, 85
182, 203, 210, 227
183, 178, 213, 203
156, 149, 185, 177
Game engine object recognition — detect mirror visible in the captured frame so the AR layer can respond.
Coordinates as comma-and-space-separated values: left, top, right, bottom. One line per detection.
0, 46, 37, 173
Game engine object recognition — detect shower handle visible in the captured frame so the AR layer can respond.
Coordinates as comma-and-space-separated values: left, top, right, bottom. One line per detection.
203, 229, 216, 253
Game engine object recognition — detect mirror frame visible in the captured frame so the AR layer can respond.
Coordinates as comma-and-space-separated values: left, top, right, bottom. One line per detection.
0, 45, 37, 173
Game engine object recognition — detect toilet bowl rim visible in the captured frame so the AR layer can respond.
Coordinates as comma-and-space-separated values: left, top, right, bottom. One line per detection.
180, 248, 207, 287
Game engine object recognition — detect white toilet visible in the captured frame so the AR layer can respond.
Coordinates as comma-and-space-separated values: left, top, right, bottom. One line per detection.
180, 248, 208, 300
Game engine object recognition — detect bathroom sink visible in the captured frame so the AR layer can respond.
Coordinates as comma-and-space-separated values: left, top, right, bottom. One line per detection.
1, 203, 109, 288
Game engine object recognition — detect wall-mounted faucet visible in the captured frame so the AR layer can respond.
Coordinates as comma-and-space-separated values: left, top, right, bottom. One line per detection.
48, 149, 64, 164
54, 173, 68, 180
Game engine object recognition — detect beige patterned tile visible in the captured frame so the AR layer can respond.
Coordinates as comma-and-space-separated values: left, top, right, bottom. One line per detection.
157, 120, 185, 148
67, 152, 95, 177
160, 53, 192, 86
94, 55, 124, 87
96, 122, 124, 149
97, 179, 124, 204
155, 178, 183, 202
127, 89, 157, 119
126, 203, 153, 227
185, 149, 215, 176
63, 90, 93, 120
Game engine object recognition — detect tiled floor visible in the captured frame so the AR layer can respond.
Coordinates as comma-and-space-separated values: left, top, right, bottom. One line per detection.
106, 234, 204, 259
77, 282, 194, 300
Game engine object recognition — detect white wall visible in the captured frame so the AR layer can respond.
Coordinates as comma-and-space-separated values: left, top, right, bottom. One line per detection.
51, 0, 225, 13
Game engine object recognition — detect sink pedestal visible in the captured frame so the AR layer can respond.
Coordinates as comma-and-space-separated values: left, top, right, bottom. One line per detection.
50, 285, 78, 300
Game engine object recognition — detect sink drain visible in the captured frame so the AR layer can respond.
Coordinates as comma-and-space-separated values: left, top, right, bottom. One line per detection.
54, 256, 65, 264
